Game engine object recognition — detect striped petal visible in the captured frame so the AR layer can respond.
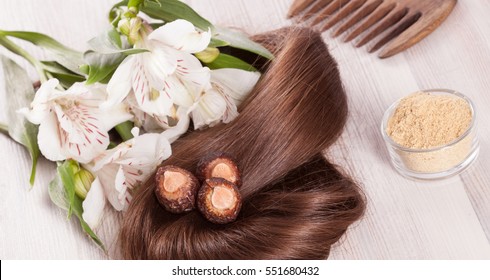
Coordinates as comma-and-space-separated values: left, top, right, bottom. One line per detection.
54, 103, 109, 163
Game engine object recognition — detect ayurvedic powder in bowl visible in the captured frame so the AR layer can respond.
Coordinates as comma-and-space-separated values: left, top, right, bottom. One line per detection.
386, 92, 473, 173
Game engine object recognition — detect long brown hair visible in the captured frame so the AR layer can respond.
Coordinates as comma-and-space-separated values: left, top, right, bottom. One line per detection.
119, 27, 365, 259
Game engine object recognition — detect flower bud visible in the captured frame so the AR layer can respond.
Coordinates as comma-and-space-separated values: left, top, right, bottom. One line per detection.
74, 168, 95, 200
118, 17, 142, 45
195, 47, 220, 63
118, 18, 131, 37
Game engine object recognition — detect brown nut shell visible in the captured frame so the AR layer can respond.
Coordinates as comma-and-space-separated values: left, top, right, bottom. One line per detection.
196, 151, 242, 186
155, 165, 199, 213
197, 178, 242, 224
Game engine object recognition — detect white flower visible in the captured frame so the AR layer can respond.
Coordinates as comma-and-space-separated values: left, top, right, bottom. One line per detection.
19, 79, 132, 164
188, 68, 261, 129
82, 128, 174, 228
105, 19, 211, 118
129, 94, 191, 137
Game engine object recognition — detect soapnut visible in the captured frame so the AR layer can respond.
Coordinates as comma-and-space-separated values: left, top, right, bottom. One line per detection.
196, 151, 242, 186
197, 178, 242, 224
155, 165, 199, 214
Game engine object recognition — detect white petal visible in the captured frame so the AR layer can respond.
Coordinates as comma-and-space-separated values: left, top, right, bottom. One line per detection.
82, 177, 106, 229
98, 102, 134, 130
130, 127, 140, 138
142, 46, 177, 87
168, 48, 211, 88
149, 19, 211, 53
37, 113, 65, 161
211, 68, 260, 105
95, 163, 127, 211
55, 104, 109, 164
92, 142, 132, 171
21, 79, 60, 124
104, 56, 134, 108
123, 132, 172, 163
33, 78, 60, 103
113, 165, 130, 211
71, 82, 107, 106
220, 93, 239, 124
161, 107, 190, 143
136, 88, 174, 117
190, 89, 227, 129
64, 82, 91, 97
131, 58, 151, 108
164, 74, 194, 108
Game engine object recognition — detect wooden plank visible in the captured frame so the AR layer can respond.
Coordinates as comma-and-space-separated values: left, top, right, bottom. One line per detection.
0, 0, 489, 259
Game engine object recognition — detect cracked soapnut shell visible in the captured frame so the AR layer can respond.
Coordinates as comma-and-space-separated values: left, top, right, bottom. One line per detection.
155, 165, 199, 214
197, 178, 242, 224
196, 151, 242, 186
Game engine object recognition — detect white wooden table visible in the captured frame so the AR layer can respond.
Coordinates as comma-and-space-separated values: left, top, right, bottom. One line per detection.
1, 0, 489, 259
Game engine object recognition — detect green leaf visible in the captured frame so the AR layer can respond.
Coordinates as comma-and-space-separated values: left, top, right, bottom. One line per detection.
140, 0, 214, 31
208, 38, 230, 48
205, 53, 257, 71
48, 174, 69, 211
83, 29, 148, 85
41, 61, 85, 88
0, 55, 40, 185
84, 51, 125, 85
57, 160, 79, 217
213, 26, 274, 60
0, 30, 85, 75
88, 28, 148, 55
48, 172, 105, 250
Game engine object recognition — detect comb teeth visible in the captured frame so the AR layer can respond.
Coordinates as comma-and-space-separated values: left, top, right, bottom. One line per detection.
318, 0, 366, 30
355, 7, 408, 48
287, 0, 318, 18
344, 1, 396, 42
310, 0, 351, 25
300, 0, 335, 20
289, 0, 458, 58
332, 0, 383, 37
368, 12, 421, 53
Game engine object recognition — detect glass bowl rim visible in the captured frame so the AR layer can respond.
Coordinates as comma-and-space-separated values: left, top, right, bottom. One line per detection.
380, 88, 476, 153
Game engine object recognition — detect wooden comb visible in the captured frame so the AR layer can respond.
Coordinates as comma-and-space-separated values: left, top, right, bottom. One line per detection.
288, 0, 457, 58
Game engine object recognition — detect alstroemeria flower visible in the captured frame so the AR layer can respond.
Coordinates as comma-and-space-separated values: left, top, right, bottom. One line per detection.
187, 68, 261, 129
105, 19, 211, 118
19, 79, 132, 164
128, 93, 191, 136
82, 128, 173, 228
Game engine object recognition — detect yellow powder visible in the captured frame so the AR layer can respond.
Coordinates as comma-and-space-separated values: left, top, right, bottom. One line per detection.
387, 92, 472, 149
384, 91, 477, 175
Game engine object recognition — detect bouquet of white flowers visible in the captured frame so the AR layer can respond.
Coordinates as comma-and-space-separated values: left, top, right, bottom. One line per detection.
0, 0, 272, 250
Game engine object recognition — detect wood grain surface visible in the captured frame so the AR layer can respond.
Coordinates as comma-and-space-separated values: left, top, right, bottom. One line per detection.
0, 0, 489, 259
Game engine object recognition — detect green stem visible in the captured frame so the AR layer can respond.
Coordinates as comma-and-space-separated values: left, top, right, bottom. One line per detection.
128, 0, 144, 9
115, 121, 135, 141
0, 34, 48, 82
0, 122, 8, 135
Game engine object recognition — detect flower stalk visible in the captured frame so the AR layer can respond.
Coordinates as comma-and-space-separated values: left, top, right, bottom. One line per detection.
115, 121, 135, 141
0, 122, 8, 135
0, 33, 48, 82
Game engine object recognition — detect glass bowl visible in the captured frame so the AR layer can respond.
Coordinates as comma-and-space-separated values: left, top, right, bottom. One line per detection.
381, 89, 479, 180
